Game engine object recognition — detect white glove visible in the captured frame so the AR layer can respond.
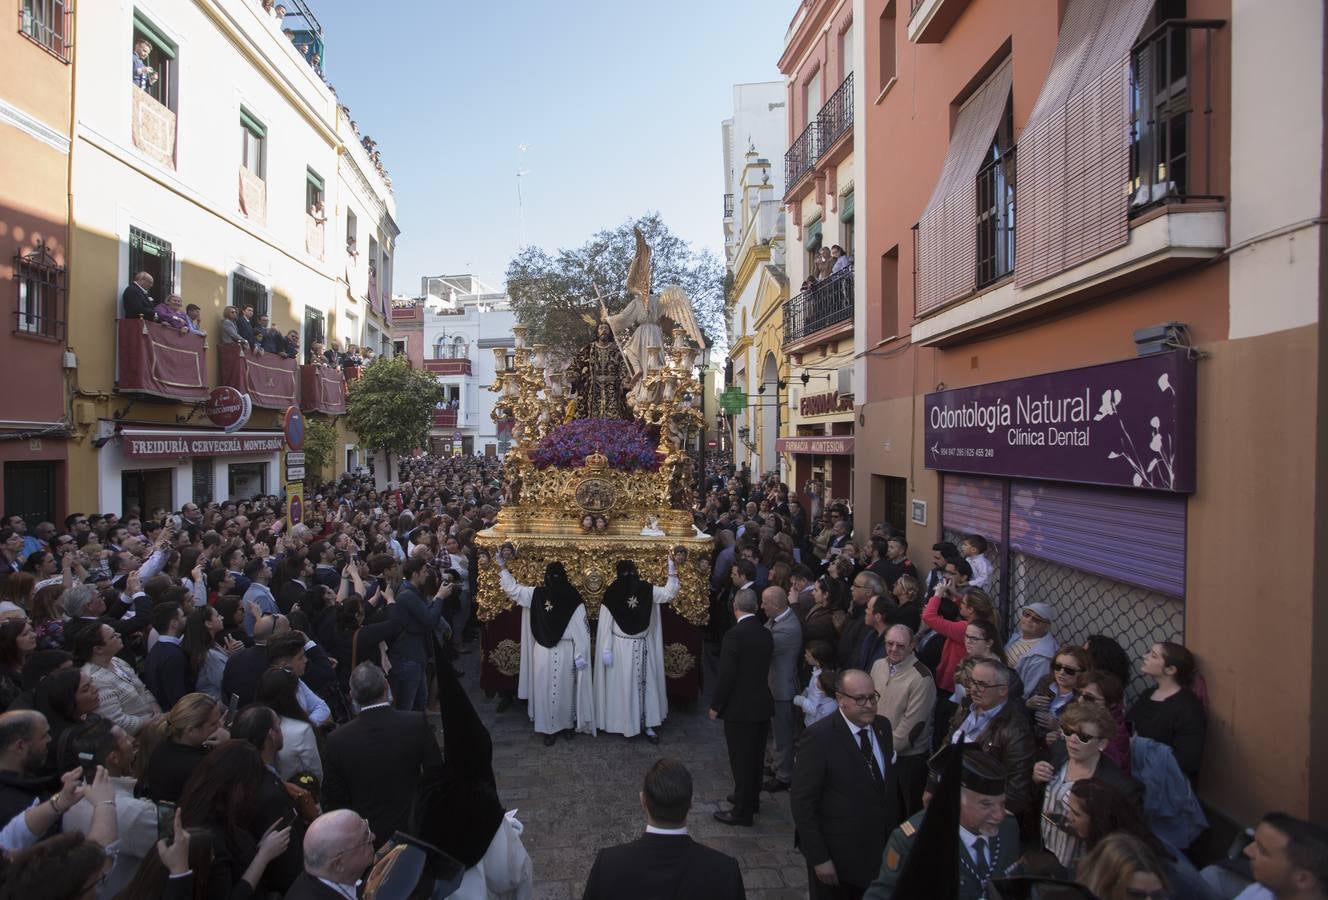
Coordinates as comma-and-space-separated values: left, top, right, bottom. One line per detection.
601, 648, 614, 668
792, 695, 807, 711
573, 654, 588, 671
667, 559, 676, 576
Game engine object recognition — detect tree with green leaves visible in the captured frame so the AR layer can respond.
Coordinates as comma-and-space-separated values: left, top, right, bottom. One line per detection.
506, 213, 725, 355
346, 356, 445, 463
302, 417, 336, 486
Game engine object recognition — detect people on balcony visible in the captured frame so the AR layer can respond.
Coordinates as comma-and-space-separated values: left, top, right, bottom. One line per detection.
220, 306, 244, 346
285, 330, 301, 361
308, 201, 327, 226
341, 344, 364, 373
258, 315, 284, 355
814, 247, 834, 281
831, 245, 853, 274
185, 304, 207, 337
121, 272, 158, 322
131, 39, 158, 91
236, 304, 259, 350
153, 295, 192, 333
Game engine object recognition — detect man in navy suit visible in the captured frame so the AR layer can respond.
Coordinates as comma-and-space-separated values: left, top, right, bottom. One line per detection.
709, 588, 773, 826
143, 602, 188, 710
121, 272, 158, 322
583, 758, 744, 900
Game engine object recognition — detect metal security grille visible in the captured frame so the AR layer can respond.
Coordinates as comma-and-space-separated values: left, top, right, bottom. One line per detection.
1008, 551, 1184, 704
128, 227, 174, 300
943, 527, 1003, 614
20, 0, 69, 61
13, 242, 66, 341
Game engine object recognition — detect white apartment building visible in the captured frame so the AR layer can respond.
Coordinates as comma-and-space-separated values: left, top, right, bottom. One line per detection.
721, 81, 788, 268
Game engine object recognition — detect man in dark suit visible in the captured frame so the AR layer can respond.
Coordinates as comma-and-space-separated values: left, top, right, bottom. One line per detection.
222, 613, 287, 708
321, 662, 443, 846
791, 668, 903, 899
284, 809, 377, 900
143, 602, 187, 710
763, 586, 802, 793
235, 304, 258, 350
708, 588, 772, 826
121, 272, 158, 322
583, 758, 744, 900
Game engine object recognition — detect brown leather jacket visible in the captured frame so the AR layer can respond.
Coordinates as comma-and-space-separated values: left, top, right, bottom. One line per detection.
945, 700, 1037, 813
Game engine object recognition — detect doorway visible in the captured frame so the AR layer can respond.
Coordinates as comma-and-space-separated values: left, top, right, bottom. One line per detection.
4, 462, 56, 529
121, 469, 173, 519
872, 474, 909, 533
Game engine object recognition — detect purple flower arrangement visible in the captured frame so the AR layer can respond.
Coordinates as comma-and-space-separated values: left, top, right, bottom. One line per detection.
530, 418, 663, 472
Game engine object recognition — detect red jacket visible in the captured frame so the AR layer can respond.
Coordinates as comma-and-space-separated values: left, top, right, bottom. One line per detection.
922, 593, 968, 693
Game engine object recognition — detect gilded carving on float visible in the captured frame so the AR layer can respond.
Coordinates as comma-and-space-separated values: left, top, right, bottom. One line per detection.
487, 639, 522, 677
663, 643, 697, 679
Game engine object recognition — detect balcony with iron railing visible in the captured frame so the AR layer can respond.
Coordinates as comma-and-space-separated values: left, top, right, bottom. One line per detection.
785, 72, 854, 194
723, 193, 734, 219
300, 364, 347, 415
116, 319, 209, 401
783, 264, 854, 350
424, 357, 472, 376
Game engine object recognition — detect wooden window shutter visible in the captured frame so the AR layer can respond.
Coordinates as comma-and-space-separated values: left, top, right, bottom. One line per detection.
916, 59, 1013, 317
1015, 0, 1156, 288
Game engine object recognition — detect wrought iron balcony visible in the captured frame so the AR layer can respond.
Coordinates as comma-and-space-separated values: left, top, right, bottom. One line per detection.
424, 358, 472, 376
783, 265, 854, 348
723, 194, 734, 219
784, 73, 854, 193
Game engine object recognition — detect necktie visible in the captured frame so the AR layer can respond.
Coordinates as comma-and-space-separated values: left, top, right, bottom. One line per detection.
972, 837, 991, 880
858, 728, 884, 787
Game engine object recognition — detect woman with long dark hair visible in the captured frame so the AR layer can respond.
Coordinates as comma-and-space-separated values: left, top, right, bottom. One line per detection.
801, 575, 848, 664
255, 668, 322, 783
181, 606, 230, 700
177, 741, 292, 897
33, 665, 101, 773
1128, 641, 1207, 784
0, 618, 36, 711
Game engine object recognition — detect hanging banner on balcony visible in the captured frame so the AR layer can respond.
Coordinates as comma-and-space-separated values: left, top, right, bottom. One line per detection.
117, 320, 209, 402
923, 350, 1197, 492
220, 344, 298, 410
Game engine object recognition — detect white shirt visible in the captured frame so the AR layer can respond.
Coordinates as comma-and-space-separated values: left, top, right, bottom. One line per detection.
772, 608, 793, 625
645, 825, 689, 836
316, 877, 360, 900
735, 612, 755, 625
959, 824, 991, 869
839, 709, 889, 775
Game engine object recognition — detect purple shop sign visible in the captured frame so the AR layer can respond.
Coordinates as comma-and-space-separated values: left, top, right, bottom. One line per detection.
924, 351, 1196, 493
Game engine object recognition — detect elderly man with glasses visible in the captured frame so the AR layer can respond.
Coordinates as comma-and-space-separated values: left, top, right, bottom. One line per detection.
287, 809, 377, 900
1005, 601, 1058, 690
791, 668, 902, 899
931, 659, 1035, 817
871, 625, 936, 816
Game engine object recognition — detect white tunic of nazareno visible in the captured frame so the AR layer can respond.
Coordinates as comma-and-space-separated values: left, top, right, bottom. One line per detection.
500, 568, 596, 736
592, 571, 680, 737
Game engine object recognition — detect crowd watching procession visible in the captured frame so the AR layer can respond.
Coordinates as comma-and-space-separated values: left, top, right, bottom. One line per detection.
0, 440, 1322, 899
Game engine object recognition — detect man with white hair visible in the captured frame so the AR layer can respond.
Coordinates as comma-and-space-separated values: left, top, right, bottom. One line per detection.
870, 624, 936, 816
285, 809, 377, 900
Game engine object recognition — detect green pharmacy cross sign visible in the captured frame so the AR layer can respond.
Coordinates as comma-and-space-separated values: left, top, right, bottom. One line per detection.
719, 388, 747, 415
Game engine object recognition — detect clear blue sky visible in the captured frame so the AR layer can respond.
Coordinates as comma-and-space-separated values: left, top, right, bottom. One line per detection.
316, 1, 787, 294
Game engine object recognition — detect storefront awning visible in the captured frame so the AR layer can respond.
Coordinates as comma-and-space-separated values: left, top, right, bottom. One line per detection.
776, 436, 854, 456
119, 428, 285, 460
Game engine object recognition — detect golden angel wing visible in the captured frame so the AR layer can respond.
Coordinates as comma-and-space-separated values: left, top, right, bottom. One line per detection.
625, 227, 652, 299
658, 285, 705, 348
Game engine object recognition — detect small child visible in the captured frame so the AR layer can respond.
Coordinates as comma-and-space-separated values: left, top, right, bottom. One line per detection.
961, 534, 993, 589
793, 641, 838, 726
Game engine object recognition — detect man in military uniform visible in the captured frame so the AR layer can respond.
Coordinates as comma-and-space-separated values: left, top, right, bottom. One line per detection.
863, 748, 1019, 900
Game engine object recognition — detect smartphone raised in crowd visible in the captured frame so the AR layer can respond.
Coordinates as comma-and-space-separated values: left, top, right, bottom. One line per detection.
223, 692, 240, 729
156, 800, 177, 844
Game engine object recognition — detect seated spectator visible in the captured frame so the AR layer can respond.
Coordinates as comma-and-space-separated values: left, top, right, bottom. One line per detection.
140, 692, 225, 803
1006, 602, 1058, 690
1128, 641, 1207, 784
1033, 702, 1144, 869
184, 303, 207, 336
0, 620, 36, 712
76, 622, 160, 737
32, 666, 101, 774
1066, 778, 1212, 898
1075, 831, 1174, 900
1027, 644, 1091, 746
1074, 669, 1130, 774
177, 740, 293, 897
61, 720, 156, 897
254, 668, 322, 784
121, 272, 158, 322
153, 294, 191, 332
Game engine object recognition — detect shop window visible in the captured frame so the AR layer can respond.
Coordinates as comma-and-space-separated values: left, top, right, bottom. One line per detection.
127, 226, 174, 305
228, 463, 266, 500
191, 458, 214, 505
1007, 553, 1184, 703
240, 108, 266, 179
132, 11, 177, 110
232, 272, 269, 319
13, 242, 66, 340
122, 469, 173, 518
20, 0, 69, 61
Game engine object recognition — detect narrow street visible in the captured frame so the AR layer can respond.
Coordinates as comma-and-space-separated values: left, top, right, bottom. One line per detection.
453, 650, 810, 899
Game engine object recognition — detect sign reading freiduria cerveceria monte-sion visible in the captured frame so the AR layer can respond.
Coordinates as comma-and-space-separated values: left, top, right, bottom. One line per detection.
924, 350, 1196, 492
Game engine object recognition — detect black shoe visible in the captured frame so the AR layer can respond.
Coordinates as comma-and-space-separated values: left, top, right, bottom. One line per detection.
725, 794, 760, 812
763, 778, 791, 793
542, 734, 556, 747
496, 694, 514, 713
713, 809, 754, 827
645, 731, 660, 745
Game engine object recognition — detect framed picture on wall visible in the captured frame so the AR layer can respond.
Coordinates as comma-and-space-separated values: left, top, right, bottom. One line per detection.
911, 499, 927, 527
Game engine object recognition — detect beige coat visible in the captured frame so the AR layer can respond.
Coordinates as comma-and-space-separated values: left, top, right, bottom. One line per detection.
870, 652, 937, 756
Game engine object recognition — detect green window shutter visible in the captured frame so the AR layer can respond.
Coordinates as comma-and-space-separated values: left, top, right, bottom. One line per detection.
133, 11, 177, 60
839, 191, 855, 223
306, 168, 325, 191
805, 218, 823, 250
240, 107, 266, 138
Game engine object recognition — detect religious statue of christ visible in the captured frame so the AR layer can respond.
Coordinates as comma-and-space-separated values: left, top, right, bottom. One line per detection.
568, 321, 631, 420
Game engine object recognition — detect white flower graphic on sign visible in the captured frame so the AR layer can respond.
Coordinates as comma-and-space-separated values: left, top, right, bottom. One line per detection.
1095, 377, 1177, 490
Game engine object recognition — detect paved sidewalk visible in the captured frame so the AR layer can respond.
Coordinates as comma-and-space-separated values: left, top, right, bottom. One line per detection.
453, 647, 809, 899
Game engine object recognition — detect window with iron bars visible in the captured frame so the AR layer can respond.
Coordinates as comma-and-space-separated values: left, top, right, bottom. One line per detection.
232, 273, 269, 319
975, 94, 1016, 289
13, 242, 66, 341
20, 0, 69, 61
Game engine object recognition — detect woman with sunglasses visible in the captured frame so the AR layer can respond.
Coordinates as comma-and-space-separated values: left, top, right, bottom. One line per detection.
1027, 645, 1091, 747
1032, 702, 1142, 866
1075, 669, 1130, 773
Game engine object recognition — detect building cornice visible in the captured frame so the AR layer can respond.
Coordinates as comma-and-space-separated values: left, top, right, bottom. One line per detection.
0, 96, 69, 154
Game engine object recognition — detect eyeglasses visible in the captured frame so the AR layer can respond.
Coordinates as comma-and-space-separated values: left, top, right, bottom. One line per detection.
969, 679, 1005, 692
836, 690, 880, 706
329, 828, 374, 861
963, 633, 989, 643
1060, 726, 1100, 743
1052, 662, 1082, 676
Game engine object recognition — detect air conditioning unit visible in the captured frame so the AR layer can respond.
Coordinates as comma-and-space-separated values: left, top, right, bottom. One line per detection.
837, 365, 854, 397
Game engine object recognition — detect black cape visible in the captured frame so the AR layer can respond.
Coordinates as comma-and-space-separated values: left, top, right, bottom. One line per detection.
528, 562, 585, 649
599, 575, 656, 635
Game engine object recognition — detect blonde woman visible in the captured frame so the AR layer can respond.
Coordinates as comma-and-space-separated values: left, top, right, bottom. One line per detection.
1075, 832, 1171, 900
140, 693, 227, 803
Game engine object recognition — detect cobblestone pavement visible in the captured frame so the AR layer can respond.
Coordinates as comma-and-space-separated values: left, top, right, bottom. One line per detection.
452, 647, 810, 899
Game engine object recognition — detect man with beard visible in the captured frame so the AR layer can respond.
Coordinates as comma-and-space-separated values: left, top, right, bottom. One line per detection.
568, 321, 631, 419
594, 556, 680, 744
499, 559, 595, 745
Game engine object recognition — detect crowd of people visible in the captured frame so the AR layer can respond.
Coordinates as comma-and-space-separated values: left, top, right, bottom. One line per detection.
0, 446, 1322, 899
